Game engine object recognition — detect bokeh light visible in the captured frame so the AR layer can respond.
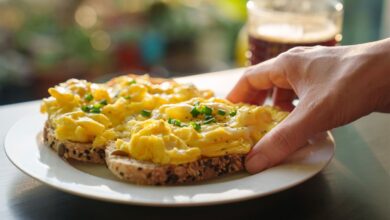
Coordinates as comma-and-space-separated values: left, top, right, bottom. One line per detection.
75, 5, 98, 29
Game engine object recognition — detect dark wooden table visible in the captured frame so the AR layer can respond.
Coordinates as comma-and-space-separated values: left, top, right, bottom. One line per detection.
1, 70, 390, 220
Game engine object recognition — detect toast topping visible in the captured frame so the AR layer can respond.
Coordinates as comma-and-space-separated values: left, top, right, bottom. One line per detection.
41, 75, 288, 165
41, 75, 212, 148
115, 120, 201, 165
113, 98, 288, 165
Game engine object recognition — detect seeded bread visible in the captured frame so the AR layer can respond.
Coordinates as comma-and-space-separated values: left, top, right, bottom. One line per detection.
105, 143, 245, 185
43, 121, 106, 164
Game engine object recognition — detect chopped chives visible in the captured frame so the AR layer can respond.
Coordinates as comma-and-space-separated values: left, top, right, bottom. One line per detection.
168, 118, 182, 127
81, 105, 91, 112
190, 107, 200, 117
93, 103, 103, 109
229, 110, 237, 116
128, 79, 137, 85
90, 106, 101, 113
99, 99, 108, 105
81, 103, 103, 114
190, 122, 201, 132
174, 121, 182, 127
140, 110, 151, 117
217, 109, 226, 116
84, 93, 93, 102
201, 106, 212, 115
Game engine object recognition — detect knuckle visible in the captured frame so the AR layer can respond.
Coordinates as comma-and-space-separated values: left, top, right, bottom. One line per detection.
243, 66, 257, 77
288, 46, 310, 54
277, 50, 293, 63
312, 45, 326, 50
277, 51, 299, 80
279, 46, 310, 62
277, 53, 292, 71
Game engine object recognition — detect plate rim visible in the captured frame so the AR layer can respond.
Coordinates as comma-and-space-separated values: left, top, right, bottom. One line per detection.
4, 114, 335, 207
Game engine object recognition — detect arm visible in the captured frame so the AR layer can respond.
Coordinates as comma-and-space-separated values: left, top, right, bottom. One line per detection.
228, 38, 390, 173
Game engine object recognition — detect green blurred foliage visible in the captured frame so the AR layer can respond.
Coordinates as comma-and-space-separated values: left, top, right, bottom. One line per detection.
342, 0, 383, 44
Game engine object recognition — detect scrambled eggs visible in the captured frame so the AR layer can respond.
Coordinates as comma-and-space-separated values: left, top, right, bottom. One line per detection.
41, 74, 288, 165
41, 75, 212, 147
115, 98, 287, 164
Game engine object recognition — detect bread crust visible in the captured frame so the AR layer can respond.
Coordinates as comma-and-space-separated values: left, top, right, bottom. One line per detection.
43, 121, 105, 164
105, 143, 245, 185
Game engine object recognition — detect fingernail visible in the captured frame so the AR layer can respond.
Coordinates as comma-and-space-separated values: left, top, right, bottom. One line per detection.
245, 154, 270, 174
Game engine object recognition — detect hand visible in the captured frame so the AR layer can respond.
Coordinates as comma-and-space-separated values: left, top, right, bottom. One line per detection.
227, 39, 390, 174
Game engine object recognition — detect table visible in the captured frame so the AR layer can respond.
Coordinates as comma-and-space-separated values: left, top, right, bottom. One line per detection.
1, 69, 390, 220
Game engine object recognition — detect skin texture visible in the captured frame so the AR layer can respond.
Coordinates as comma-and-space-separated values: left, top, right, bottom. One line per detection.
227, 38, 390, 174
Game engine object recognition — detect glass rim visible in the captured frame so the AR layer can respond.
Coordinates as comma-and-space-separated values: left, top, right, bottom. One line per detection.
247, 0, 344, 13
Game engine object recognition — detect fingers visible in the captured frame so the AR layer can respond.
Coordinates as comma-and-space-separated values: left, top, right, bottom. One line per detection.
227, 58, 291, 104
227, 76, 269, 105
272, 88, 297, 112
245, 104, 314, 174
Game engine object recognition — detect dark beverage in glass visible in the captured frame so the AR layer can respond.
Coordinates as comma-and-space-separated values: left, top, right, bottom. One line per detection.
247, 0, 343, 64
246, 0, 343, 110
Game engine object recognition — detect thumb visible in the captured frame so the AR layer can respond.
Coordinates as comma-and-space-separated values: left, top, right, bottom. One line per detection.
245, 105, 314, 174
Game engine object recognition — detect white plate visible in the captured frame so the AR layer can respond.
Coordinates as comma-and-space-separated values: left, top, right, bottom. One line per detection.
5, 114, 334, 206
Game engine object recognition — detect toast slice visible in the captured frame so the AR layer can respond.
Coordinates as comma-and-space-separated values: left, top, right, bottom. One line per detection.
41, 75, 214, 164
43, 121, 105, 164
105, 143, 245, 185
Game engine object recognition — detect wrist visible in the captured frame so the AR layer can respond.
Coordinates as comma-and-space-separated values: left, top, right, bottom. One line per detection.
369, 39, 390, 112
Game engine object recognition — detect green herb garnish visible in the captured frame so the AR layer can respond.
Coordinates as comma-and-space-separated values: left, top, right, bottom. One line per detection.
90, 106, 101, 113
128, 79, 137, 85
124, 95, 131, 100
81, 105, 91, 112
82, 102, 104, 114
190, 122, 201, 132
168, 118, 182, 127
217, 109, 226, 116
229, 110, 237, 116
84, 93, 93, 102
93, 103, 103, 109
140, 110, 151, 117
190, 107, 200, 117
99, 99, 108, 105
201, 106, 212, 115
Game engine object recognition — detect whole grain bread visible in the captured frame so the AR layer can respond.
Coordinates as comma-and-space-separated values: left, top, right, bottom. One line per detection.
105, 143, 245, 185
43, 121, 106, 164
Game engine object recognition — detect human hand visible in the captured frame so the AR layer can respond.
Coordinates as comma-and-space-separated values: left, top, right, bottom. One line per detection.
227, 39, 390, 173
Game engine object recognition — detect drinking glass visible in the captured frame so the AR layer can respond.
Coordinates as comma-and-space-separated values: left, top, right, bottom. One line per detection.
247, 0, 343, 109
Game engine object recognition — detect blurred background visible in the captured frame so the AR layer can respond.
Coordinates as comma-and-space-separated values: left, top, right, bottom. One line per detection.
0, 0, 387, 104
